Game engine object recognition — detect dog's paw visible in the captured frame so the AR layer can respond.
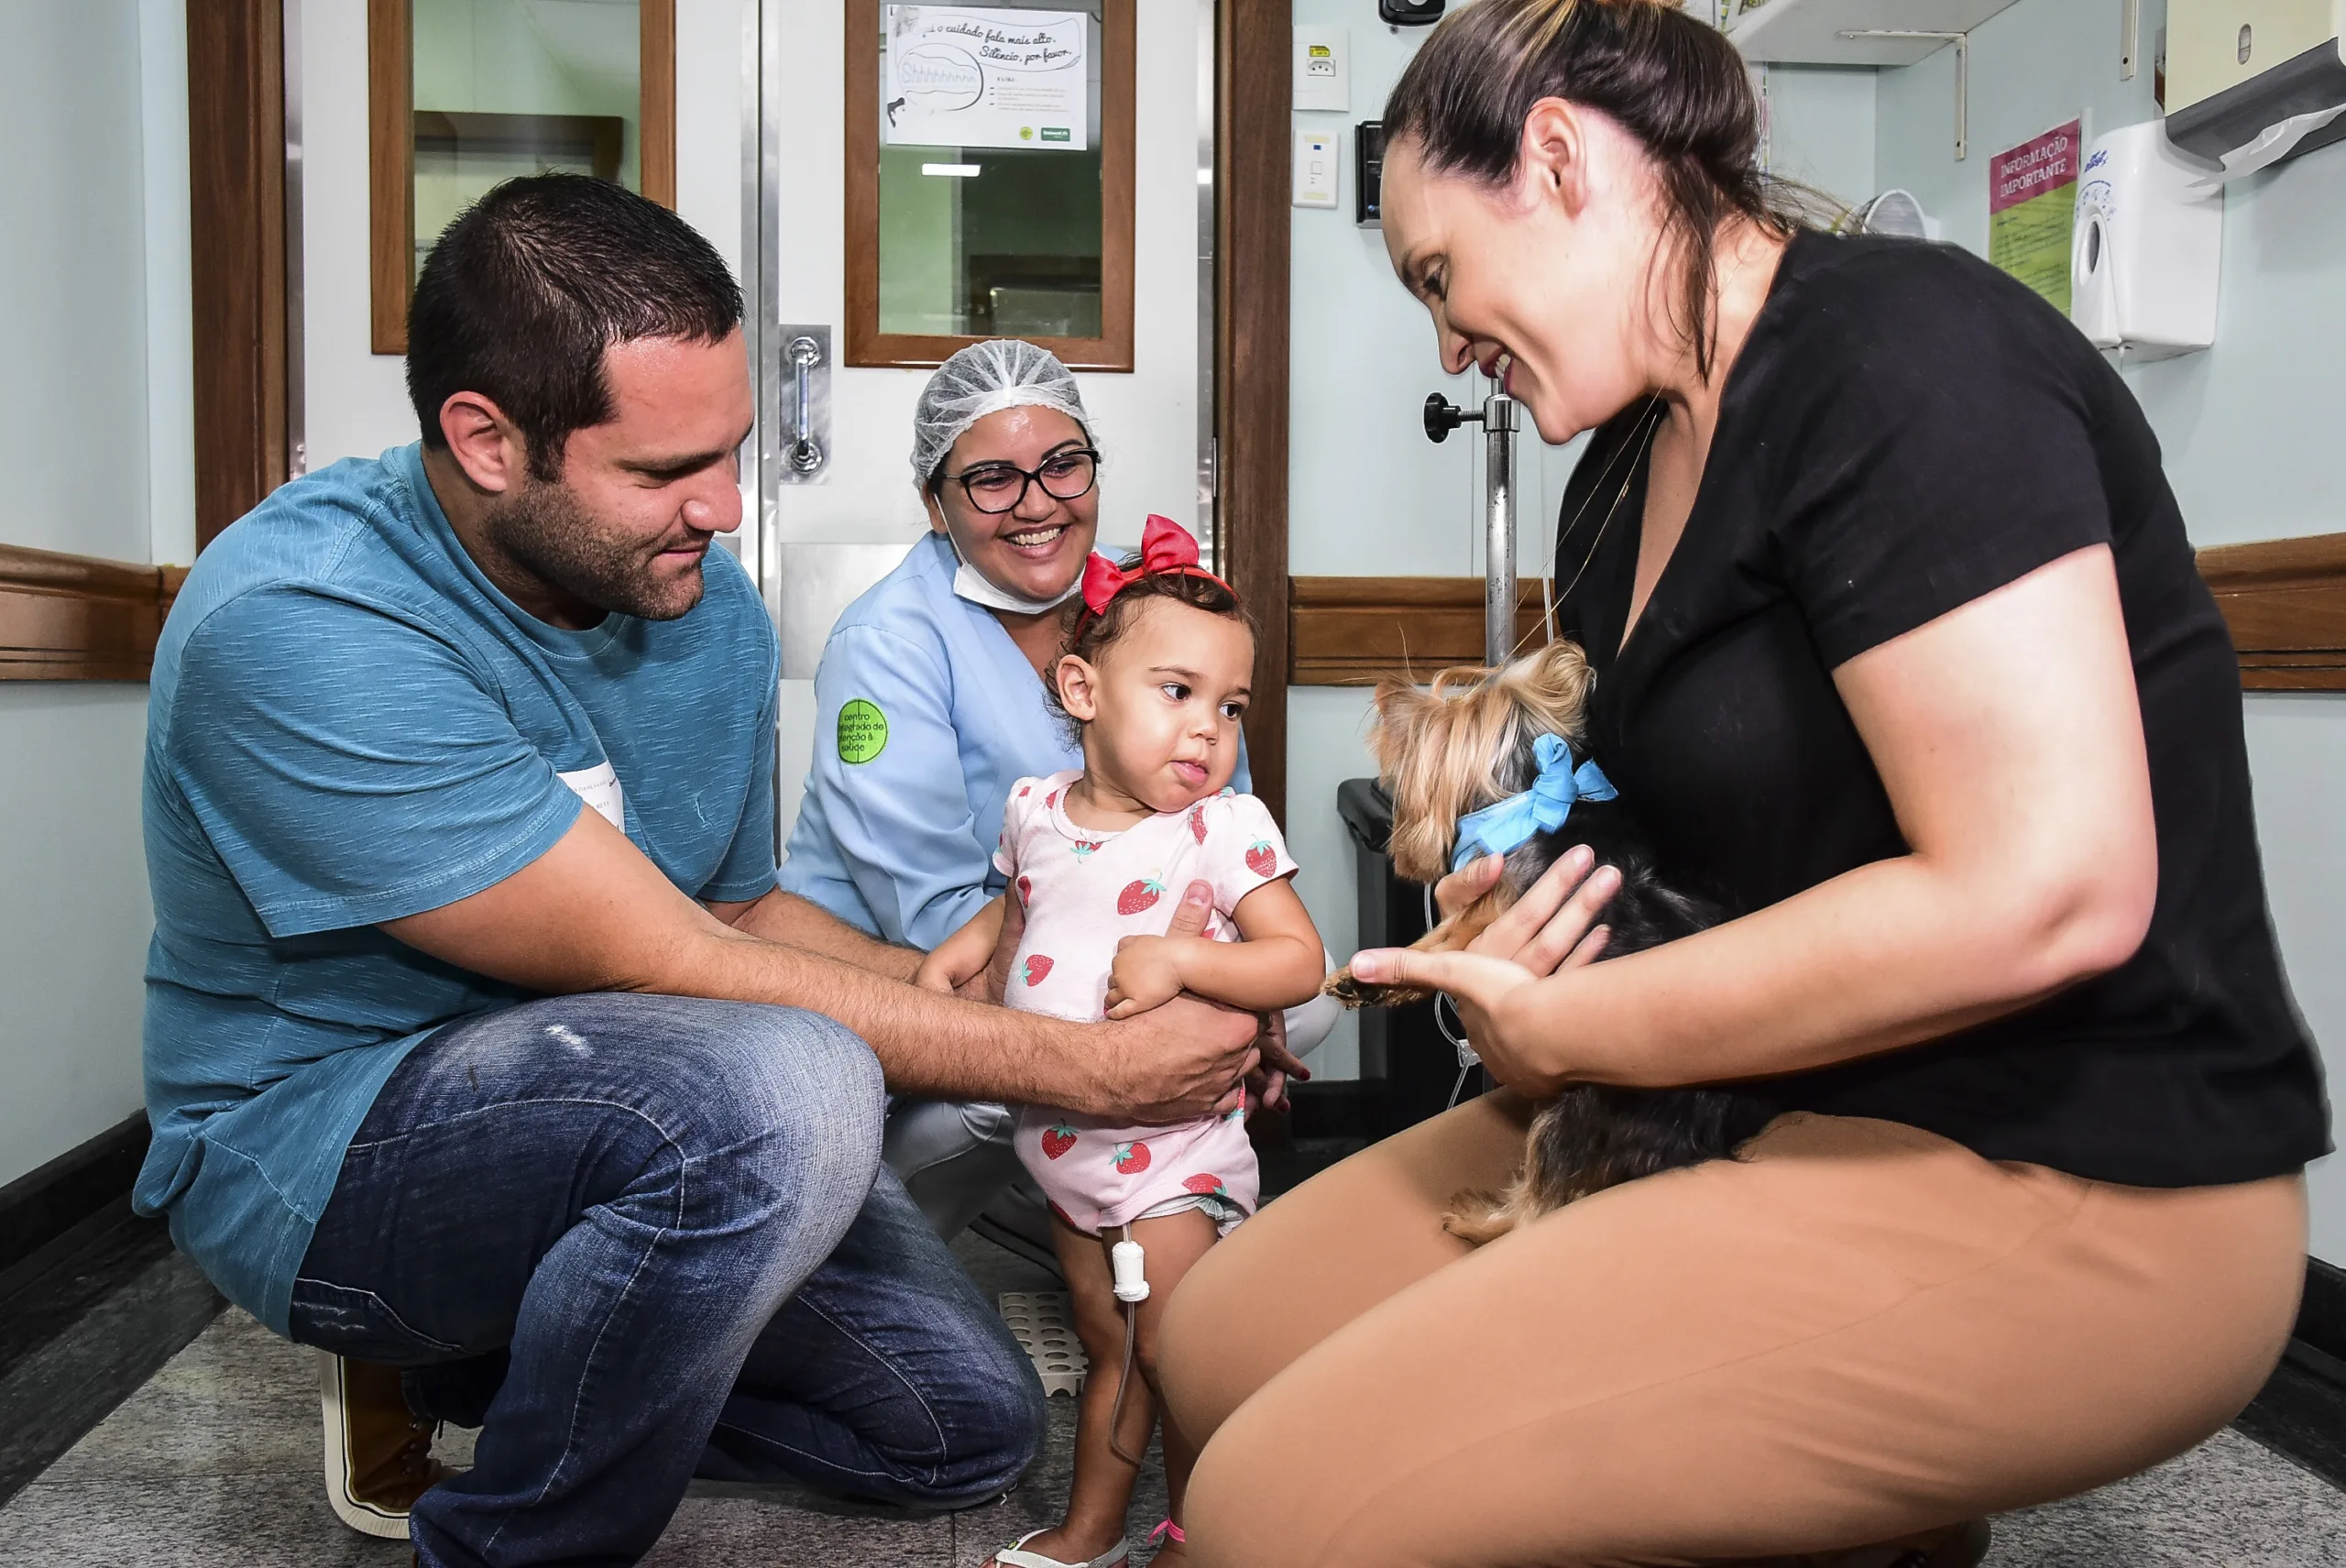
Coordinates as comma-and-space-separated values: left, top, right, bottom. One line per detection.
1321, 968, 1433, 1009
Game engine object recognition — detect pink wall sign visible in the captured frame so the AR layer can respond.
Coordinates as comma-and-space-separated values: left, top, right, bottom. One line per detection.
1990, 119, 2081, 215
1989, 118, 2082, 313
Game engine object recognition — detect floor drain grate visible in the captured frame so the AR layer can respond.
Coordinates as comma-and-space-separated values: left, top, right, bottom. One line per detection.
1000, 1291, 1088, 1397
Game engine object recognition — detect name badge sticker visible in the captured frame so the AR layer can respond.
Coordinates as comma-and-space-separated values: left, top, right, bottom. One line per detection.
838, 698, 889, 764
558, 761, 626, 832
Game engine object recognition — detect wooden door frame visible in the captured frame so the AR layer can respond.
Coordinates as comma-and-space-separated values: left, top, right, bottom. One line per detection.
188, 0, 291, 552
1218, 0, 1290, 820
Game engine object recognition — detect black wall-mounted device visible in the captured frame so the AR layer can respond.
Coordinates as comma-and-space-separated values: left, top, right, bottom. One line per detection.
1355, 120, 1386, 225
1378, 0, 1445, 27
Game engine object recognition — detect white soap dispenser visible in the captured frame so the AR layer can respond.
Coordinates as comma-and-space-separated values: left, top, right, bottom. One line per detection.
2070, 121, 2225, 360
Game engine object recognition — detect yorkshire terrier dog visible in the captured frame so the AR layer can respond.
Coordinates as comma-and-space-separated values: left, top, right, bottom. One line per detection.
1326, 641, 1777, 1244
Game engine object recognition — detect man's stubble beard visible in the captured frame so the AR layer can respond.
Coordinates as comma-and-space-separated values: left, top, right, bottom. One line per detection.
486, 476, 705, 623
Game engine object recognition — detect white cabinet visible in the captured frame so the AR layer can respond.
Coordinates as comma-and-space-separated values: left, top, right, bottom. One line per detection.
2168, 1, 2342, 115
2165, 0, 2346, 170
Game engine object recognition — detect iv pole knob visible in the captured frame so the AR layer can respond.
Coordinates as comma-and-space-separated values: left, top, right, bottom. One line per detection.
1424, 392, 1475, 444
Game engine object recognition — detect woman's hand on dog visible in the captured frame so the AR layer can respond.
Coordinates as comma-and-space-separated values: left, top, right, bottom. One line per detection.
1352, 847, 1622, 1091
1431, 851, 1508, 922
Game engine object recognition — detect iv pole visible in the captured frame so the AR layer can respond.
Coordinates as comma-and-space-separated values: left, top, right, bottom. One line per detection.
1425, 387, 1522, 666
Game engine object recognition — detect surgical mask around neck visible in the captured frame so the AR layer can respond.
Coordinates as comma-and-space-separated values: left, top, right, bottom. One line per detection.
944, 530, 1084, 616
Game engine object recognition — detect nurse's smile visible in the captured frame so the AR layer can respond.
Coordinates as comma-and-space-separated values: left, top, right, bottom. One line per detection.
1002, 521, 1073, 555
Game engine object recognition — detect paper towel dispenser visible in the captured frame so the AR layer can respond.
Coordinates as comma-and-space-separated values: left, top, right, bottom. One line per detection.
2165, 1, 2346, 179
2071, 122, 2224, 360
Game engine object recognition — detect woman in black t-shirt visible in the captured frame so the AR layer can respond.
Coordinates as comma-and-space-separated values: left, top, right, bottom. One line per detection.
1155, 4, 2327, 1565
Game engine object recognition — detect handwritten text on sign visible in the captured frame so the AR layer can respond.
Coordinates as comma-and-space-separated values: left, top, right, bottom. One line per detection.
883, 6, 1091, 153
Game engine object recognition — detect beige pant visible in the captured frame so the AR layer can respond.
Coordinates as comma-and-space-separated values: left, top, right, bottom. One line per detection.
1157, 1096, 2306, 1568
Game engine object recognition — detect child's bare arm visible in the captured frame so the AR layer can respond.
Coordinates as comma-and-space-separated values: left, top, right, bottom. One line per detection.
914, 894, 1008, 993
1105, 881, 1324, 1017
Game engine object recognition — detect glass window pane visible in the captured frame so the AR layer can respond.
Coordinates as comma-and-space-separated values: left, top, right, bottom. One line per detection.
411, 0, 642, 280
876, 3, 1106, 340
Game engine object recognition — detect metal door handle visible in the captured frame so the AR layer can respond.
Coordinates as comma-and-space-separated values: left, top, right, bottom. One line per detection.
786, 335, 825, 474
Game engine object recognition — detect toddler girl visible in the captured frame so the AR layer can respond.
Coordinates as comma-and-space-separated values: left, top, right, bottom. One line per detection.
920, 516, 1325, 1567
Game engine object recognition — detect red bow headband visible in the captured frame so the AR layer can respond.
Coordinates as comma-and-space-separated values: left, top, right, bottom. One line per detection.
1080, 514, 1232, 616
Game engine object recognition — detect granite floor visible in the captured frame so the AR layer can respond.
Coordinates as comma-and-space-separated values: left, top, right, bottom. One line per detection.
3, 1228, 2345, 1566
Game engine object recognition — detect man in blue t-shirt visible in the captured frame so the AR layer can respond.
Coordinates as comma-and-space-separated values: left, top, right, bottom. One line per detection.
138, 176, 1277, 1564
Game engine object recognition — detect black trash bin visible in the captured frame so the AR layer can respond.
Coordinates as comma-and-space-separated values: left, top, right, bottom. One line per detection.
1337, 778, 1485, 1133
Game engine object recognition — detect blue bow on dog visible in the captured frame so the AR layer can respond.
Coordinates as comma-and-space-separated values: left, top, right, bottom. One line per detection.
1449, 733, 1618, 872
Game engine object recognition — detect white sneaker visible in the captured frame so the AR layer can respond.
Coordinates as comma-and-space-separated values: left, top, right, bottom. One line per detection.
318, 1351, 451, 1539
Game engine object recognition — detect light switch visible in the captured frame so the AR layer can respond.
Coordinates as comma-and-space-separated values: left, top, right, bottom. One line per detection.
1293, 26, 1350, 114
1293, 127, 1339, 209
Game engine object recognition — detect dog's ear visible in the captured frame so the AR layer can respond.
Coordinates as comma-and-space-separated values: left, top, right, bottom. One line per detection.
1365, 673, 1463, 883
1365, 672, 1434, 783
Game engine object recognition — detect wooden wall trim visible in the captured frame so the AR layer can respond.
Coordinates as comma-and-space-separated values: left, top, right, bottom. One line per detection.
1221, 0, 1291, 819
1296, 539, 2346, 692
2197, 532, 2346, 691
188, 0, 291, 551
1291, 576, 1547, 685
0, 545, 186, 683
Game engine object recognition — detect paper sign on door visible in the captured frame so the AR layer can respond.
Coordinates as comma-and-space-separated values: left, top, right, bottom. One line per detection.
883, 5, 1090, 152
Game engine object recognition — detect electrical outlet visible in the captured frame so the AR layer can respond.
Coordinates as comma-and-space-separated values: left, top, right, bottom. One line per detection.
1293, 26, 1349, 114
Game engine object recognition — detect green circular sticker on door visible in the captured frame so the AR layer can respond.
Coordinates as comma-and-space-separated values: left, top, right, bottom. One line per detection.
837, 698, 889, 764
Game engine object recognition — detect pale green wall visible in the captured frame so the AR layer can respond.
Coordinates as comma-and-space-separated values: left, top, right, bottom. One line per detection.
0, 687, 155, 1184
1760, 63, 1877, 210
1875, 0, 2346, 1261
2, 1, 150, 564
0, 0, 186, 1186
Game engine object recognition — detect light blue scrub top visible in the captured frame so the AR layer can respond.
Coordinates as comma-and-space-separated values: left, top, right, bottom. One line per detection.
781, 532, 1246, 951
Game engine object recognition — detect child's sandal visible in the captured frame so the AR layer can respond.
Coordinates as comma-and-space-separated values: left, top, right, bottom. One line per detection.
991, 1528, 1133, 1568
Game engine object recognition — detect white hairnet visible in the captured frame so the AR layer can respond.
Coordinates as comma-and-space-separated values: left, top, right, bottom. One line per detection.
910, 338, 1091, 488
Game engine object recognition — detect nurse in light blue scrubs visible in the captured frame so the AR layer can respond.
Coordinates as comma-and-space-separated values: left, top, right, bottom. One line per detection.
781, 340, 1179, 1262
782, 339, 1111, 953
783, 341, 1325, 1265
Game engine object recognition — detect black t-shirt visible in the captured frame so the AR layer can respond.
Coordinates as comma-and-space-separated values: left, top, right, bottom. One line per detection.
1552, 228, 2328, 1188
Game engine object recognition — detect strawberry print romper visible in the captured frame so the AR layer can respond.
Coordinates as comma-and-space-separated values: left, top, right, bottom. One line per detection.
995, 770, 1299, 1236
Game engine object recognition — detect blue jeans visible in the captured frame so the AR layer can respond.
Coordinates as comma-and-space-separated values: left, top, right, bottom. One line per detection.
286, 994, 1047, 1567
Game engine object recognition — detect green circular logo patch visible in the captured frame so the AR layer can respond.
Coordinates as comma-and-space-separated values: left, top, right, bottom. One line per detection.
837, 698, 889, 764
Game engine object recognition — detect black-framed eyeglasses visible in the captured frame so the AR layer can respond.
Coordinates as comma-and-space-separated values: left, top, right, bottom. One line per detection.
940, 449, 1100, 514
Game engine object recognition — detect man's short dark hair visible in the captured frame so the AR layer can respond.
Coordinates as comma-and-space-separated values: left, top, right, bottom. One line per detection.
407, 174, 744, 481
